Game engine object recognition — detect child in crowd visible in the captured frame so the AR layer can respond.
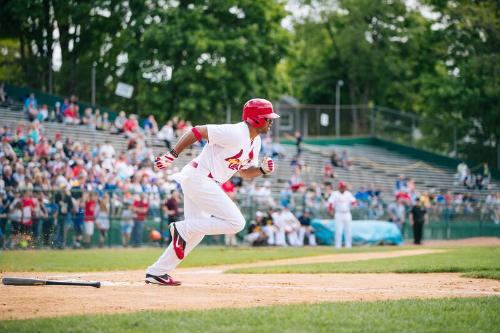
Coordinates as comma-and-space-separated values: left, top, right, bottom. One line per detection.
120, 202, 134, 247
95, 195, 110, 248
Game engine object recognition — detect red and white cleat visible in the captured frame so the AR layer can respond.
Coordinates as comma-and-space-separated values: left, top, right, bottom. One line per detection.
145, 273, 181, 286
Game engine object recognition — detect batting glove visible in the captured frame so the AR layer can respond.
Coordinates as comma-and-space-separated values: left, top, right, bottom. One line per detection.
155, 149, 178, 170
259, 156, 275, 175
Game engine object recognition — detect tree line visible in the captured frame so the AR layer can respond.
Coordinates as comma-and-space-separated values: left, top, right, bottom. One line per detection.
0, 0, 498, 168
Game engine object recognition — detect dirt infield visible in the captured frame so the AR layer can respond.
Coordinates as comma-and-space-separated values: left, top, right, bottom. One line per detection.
2, 247, 500, 320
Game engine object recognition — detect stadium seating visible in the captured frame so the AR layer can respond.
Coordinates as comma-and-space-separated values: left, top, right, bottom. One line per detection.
1, 101, 497, 203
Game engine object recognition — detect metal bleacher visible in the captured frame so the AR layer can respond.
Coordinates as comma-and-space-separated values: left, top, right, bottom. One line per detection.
1, 101, 497, 202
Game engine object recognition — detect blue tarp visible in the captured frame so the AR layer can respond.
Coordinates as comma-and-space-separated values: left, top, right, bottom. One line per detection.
311, 219, 403, 246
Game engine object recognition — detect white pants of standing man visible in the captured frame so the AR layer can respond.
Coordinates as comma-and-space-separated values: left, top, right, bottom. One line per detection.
147, 164, 246, 275
334, 212, 352, 249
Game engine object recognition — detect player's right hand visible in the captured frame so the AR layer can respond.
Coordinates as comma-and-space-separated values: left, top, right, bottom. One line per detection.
155, 151, 177, 170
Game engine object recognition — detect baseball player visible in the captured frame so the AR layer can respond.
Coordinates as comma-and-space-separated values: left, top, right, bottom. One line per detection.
328, 181, 357, 249
145, 98, 279, 286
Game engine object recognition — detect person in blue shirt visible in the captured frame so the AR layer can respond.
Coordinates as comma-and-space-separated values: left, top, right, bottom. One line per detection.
72, 202, 85, 248
355, 186, 370, 208
0, 194, 7, 249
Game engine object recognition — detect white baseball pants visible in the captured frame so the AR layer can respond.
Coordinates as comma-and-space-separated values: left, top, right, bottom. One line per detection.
298, 227, 317, 246
335, 213, 352, 249
147, 164, 246, 275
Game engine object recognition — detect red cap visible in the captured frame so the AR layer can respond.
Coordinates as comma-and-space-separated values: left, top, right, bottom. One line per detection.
338, 181, 347, 189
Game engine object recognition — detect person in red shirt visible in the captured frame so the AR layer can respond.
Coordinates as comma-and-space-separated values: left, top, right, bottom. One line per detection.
132, 193, 149, 247
123, 115, 138, 137
83, 192, 97, 247
20, 191, 36, 238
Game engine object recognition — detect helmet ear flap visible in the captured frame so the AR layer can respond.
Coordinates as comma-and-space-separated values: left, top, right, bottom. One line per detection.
244, 115, 265, 128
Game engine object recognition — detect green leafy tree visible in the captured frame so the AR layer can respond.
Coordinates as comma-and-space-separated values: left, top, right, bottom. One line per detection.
420, 0, 500, 168
136, 0, 290, 123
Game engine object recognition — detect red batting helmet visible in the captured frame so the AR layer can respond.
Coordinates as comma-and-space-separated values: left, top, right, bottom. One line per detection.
338, 181, 347, 190
242, 98, 280, 128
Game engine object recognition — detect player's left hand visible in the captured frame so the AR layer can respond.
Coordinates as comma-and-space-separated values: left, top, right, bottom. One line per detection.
155, 151, 177, 170
260, 156, 275, 175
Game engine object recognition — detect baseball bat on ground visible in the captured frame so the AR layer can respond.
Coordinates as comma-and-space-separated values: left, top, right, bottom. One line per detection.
2, 277, 101, 288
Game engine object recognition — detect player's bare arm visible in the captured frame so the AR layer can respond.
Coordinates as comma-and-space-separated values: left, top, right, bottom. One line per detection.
239, 156, 275, 179
238, 167, 265, 179
173, 125, 208, 155
155, 126, 208, 170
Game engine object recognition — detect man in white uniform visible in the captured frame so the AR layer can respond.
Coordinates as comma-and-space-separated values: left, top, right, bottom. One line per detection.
145, 98, 279, 286
328, 181, 357, 249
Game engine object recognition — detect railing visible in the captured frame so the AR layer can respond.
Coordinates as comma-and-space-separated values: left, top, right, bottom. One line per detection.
1, 189, 498, 249
275, 104, 459, 158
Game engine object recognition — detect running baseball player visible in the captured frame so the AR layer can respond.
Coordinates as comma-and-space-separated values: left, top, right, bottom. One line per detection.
145, 98, 279, 286
328, 181, 357, 249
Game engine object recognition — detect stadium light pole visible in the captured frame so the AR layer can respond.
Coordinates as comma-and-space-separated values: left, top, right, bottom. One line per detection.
335, 80, 344, 137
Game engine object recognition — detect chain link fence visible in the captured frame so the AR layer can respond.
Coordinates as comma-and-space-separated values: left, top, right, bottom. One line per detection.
1, 189, 498, 249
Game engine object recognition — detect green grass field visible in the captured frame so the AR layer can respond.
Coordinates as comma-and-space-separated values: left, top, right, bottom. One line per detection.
229, 246, 500, 280
1, 297, 498, 333
0, 245, 407, 272
1, 245, 499, 332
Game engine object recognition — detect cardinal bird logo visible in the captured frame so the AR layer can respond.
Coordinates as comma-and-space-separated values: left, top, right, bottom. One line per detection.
225, 149, 244, 170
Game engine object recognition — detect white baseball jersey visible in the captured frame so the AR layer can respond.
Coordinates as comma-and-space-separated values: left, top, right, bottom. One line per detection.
194, 122, 261, 183
148, 121, 261, 276
328, 191, 356, 214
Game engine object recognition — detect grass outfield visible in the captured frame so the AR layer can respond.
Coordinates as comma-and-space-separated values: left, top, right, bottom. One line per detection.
0, 246, 407, 272
1, 297, 498, 333
229, 246, 500, 280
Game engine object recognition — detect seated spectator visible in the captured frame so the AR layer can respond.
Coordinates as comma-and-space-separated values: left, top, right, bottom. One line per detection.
323, 163, 335, 180
54, 102, 64, 122
387, 199, 406, 231
340, 150, 352, 169
298, 209, 316, 246
112, 111, 127, 134
123, 114, 139, 137
261, 208, 277, 245
82, 108, 95, 129
480, 162, 491, 188
157, 121, 175, 150
355, 186, 370, 208
37, 104, 49, 122
63, 103, 80, 125
275, 206, 301, 246
143, 115, 159, 136
279, 185, 292, 208
95, 110, 110, 131
24, 93, 38, 121
395, 190, 411, 203
289, 168, 305, 192
330, 150, 341, 167
394, 174, 407, 193
366, 183, 381, 199
243, 211, 268, 246
99, 140, 116, 160
175, 117, 186, 136
456, 161, 469, 185
61, 98, 70, 114
254, 180, 275, 207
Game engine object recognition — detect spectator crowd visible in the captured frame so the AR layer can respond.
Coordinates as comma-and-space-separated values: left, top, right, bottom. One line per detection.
0, 92, 498, 250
